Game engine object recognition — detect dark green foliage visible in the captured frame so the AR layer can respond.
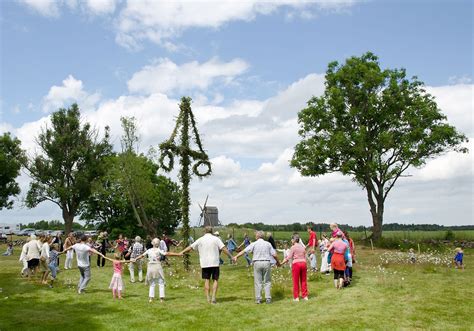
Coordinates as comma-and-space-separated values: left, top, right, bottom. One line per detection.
25, 104, 112, 233
0, 133, 25, 209
291, 52, 468, 240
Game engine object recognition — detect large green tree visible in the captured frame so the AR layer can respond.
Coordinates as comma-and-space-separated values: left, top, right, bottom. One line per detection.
291, 52, 468, 240
0, 133, 25, 209
81, 117, 181, 237
25, 104, 112, 233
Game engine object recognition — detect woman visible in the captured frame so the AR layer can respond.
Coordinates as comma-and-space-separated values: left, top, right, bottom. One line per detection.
327, 231, 348, 289
281, 234, 308, 301
134, 238, 181, 303
97, 232, 109, 267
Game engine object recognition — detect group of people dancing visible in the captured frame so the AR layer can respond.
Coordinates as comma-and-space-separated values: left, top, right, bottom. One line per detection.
13, 223, 357, 304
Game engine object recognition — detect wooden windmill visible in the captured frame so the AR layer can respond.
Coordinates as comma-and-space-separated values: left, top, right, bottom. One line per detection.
198, 195, 221, 227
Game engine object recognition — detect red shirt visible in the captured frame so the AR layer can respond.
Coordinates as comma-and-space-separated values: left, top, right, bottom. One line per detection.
308, 230, 318, 248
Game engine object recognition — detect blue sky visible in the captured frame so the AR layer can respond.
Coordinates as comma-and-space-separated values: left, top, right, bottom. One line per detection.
0, 0, 472, 226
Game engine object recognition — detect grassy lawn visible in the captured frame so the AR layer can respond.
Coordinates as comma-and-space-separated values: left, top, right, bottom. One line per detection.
0, 243, 473, 330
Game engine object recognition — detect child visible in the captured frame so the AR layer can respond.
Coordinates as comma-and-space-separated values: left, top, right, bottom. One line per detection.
134, 238, 181, 303
408, 248, 416, 263
47, 244, 62, 287
319, 235, 331, 275
454, 248, 464, 270
2, 242, 13, 256
104, 252, 132, 299
277, 242, 291, 269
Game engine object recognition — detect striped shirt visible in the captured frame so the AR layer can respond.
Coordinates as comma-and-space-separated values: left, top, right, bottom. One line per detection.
244, 238, 276, 261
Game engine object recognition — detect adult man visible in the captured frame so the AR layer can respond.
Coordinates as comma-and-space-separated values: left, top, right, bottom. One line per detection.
180, 226, 232, 304
62, 235, 103, 294
63, 232, 75, 269
233, 231, 280, 304
128, 236, 144, 283
307, 226, 318, 272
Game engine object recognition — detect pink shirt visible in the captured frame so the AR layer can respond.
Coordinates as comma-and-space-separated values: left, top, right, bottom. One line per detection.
329, 240, 348, 254
113, 261, 123, 274
287, 243, 306, 264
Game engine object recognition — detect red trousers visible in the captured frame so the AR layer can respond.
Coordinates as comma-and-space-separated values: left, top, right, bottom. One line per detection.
292, 262, 308, 299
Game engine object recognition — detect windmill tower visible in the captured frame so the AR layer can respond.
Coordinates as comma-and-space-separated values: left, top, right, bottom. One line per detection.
198, 195, 222, 227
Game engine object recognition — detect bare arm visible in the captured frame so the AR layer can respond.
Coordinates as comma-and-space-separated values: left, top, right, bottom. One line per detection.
179, 246, 193, 255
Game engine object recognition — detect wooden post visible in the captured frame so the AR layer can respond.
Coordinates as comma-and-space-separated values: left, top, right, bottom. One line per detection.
364, 227, 368, 240
370, 239, 374, 251
417, 243, 421, 254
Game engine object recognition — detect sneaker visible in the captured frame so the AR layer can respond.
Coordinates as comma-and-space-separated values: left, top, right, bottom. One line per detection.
265, 298, 272, 304
211, 299, 217, 305
255, 299, 261, 304
302, 297, 309, 301
149, 298, 153, 303
293, 298, 300, 302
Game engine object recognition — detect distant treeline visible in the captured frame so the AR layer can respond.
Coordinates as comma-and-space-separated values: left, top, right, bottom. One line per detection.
22, 220, 94, 231
226, 222, 474, 232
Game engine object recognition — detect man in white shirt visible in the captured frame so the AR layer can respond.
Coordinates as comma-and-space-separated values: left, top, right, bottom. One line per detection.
180, 226, 232, 304
233, 230, 280, 304
62, 235, 103, 294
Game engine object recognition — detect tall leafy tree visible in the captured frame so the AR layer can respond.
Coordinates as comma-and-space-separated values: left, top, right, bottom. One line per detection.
291, 52, 468, 240
0, 133, 25, 209
81, 117, 181, 237
25, 104, 112, 233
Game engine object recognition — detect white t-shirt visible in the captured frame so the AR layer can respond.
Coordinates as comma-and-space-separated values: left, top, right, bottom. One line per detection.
144, 248, 166, 264
190, 233, 225, 268
72, 243, 92, 268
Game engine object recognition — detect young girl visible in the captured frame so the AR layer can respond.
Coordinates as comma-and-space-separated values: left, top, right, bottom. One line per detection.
327, 232, 348, 289
47, 243, 62, 287
134, 238, 181, 303
104, 252, 132, 299
454, 247, 464, 270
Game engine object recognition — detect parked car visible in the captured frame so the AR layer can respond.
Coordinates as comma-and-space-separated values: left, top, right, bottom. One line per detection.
18, 228, 36, 236
84, 230, 97, 237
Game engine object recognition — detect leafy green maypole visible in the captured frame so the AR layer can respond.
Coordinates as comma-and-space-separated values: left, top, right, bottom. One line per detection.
159, 97, 212, 269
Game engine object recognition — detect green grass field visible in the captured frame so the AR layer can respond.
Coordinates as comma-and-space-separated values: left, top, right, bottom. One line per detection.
0, 241, 473, 330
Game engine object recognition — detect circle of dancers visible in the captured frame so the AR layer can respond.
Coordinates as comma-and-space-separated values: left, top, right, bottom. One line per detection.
5, 222, 463, 304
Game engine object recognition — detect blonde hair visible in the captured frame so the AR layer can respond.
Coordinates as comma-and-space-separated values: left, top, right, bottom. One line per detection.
455, 247, 462, 252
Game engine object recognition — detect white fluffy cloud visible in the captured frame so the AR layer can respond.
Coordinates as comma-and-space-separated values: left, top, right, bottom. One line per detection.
116, 1, 356, 49
127, 58, 249, 95
84, 0, 117, 15
18, 0, 61, 17
17, 0, 356, 49
42, 75, 101, 113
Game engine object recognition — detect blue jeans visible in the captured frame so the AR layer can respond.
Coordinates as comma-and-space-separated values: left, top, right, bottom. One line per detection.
49, 263, 57, 278
244, 253, 252, 266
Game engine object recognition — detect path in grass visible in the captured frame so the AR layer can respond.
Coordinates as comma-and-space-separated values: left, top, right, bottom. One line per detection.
0, 245, 473, 330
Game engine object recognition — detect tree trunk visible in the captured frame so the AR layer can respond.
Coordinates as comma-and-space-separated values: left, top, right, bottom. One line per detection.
366, 184, 384, 241
62, 208, 75, 234
371, 211, 383, 241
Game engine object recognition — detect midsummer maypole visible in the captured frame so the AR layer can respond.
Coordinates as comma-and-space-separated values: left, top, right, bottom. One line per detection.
159, 97, 212, 270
